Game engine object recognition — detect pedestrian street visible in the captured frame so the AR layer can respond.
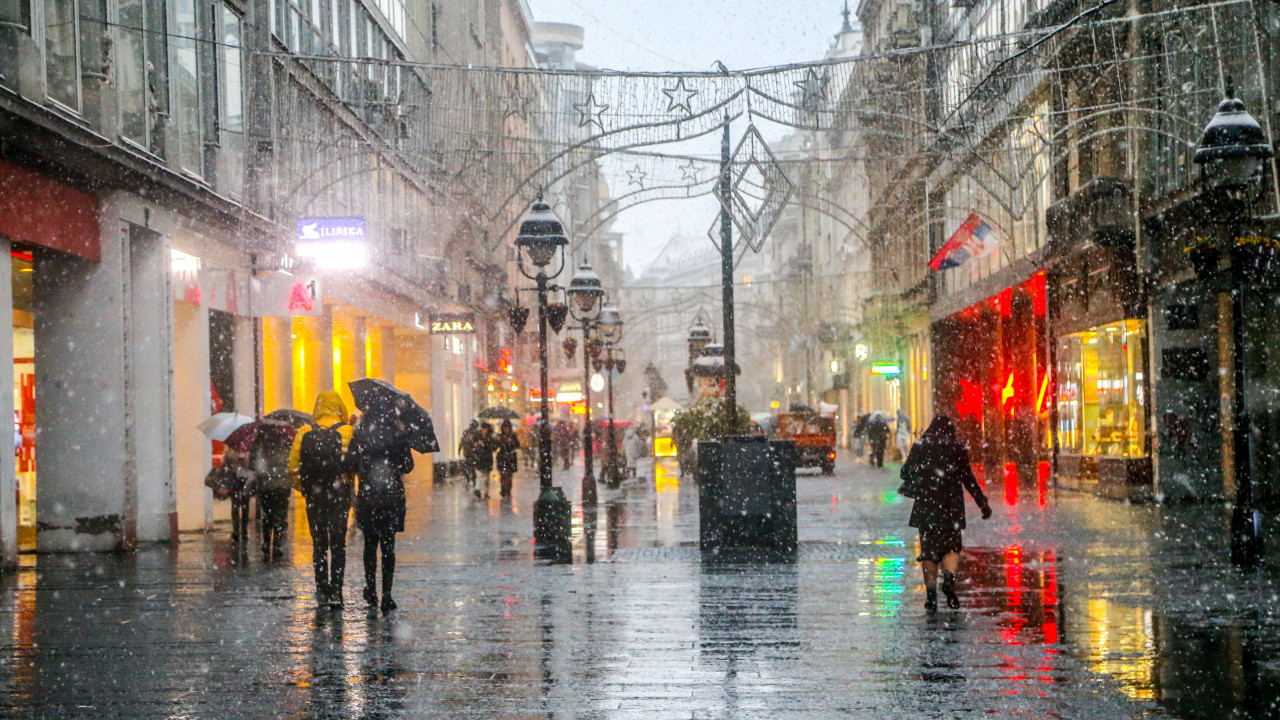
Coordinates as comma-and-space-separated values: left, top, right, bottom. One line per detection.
0, 456, 1277, 719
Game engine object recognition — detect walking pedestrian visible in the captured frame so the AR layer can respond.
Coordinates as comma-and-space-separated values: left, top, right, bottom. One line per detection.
899, 415, 992, 611
623, 426, 643, 478
344, 395, 414, 617
895, 408, 913, 462
221, 446, 253, 557
459, 420, 483, 495
555, 421, 573, 470
866, 414, 890, 468
473, 423, 495, 498
251, 422, 294, 563
290, 391, 355, 609
495, 419, 521, 498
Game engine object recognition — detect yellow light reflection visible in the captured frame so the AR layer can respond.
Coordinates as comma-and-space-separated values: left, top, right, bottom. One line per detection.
1083, 596, 1156, 700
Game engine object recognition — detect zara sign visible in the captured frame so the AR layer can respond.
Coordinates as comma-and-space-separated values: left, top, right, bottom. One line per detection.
428, 313, 477, 335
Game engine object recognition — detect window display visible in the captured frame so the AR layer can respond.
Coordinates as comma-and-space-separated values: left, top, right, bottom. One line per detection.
1057, 320, 1147, 458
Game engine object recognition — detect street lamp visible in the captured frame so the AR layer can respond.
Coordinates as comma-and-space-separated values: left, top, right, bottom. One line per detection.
597, 302, 625, 486
566, 259, 605, 507
514, 200, 571, 560
685, 317, 713, 395
1194, 94, 1274, 568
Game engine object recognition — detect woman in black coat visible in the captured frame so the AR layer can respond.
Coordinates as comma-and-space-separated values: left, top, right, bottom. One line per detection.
494, 419, 520, 498
900, 415, 992, 610
344, 399, 413, 617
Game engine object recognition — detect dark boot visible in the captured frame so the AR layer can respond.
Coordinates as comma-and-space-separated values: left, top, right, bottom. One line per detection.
941, 572, 960, 609
925, 587, 938, 611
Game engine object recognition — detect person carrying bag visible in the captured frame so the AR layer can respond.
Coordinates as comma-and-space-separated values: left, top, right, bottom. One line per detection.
290, 391, 355, 609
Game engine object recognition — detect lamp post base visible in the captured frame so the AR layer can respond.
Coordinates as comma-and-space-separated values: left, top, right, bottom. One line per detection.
533, 486, 572, 561
1230, 503, 1264, 568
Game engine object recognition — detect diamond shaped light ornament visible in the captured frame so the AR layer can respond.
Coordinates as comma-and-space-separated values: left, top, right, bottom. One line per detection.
712, 123, 795, 253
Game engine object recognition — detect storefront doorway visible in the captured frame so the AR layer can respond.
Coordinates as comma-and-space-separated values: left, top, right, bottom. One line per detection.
12, 249, 34, 550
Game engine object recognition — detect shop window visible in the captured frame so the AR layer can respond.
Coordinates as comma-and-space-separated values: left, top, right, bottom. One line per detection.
1056, 319, 1147, 458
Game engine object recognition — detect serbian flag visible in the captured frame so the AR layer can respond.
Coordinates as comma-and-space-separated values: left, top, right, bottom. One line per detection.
928, 213, 999, 271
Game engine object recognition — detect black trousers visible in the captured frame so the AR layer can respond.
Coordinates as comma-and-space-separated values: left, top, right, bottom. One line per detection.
230, 494, 251, 543
363, 530, 396, 601
306, 494, 350, 597
258, 488, 291, 558
869, 439, 886, 468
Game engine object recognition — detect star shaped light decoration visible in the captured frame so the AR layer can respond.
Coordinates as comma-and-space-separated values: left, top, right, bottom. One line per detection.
502, 75, 532, 121
794, 67, 830, 111
574, 91, 609, 131
626, 165, 647, 189
662, 78, 698, 115
679, 159, 701, 183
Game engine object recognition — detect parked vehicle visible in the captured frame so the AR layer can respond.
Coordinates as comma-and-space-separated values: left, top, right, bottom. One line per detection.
776, 411, 837, 474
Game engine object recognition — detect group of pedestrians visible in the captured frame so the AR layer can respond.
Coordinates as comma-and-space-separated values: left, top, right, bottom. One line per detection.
458, 419, 521, 498
221, 390, 417, 617
852, 409, 914, 468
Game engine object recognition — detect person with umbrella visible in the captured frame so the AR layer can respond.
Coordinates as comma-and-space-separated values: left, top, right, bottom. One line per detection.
248, 420, 295, 562
289, 391, 354, 609
494, 419, 521, 498
344, 378, 438, 616
866, 411, 891, 469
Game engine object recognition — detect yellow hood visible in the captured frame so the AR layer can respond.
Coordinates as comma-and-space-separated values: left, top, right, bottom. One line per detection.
312, 391, 349, 424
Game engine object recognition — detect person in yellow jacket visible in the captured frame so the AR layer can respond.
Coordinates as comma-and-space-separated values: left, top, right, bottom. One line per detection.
289, 391, 356, 609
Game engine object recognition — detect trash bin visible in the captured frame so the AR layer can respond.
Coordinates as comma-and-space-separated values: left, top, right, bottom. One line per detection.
698, 435, 797, 562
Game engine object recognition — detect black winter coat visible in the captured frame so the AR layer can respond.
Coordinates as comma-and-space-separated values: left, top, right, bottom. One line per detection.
495, 433, 520, 475
901, 417, 989, 531
345, 414, 413, 535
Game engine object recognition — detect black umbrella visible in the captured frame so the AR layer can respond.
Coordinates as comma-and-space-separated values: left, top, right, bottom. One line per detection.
477, 406, 521, 420
789, 402, 816, 413
347, 378, 440, 454
265, 408, 312, 428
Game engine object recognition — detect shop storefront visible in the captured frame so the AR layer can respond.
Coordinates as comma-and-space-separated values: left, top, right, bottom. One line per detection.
1055, 320, 1151, 498
933, 273, 1052, 498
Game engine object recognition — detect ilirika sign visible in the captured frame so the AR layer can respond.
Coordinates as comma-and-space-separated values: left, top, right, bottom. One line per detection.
296, 217, 368, 268
428, 313, 476, 335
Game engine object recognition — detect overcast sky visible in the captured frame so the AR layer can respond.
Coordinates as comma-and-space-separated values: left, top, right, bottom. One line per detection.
526, 0, 850, 275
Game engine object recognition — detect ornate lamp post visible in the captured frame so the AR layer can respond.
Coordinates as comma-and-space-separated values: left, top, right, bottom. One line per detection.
566, 259, 605, 507
514, 200, 571, 559
684, 318, 713, 396
1193, 93, 1274, 568
597, 302, 624, 486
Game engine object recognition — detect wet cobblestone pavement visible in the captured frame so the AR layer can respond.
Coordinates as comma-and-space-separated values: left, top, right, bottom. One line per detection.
2, 458, 1280, 718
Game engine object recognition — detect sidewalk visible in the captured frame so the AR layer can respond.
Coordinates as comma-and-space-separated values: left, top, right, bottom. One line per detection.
0, 457, 1276, 718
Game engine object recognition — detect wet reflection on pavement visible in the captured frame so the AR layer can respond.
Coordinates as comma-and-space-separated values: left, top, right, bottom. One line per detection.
0, 457, 1278, 717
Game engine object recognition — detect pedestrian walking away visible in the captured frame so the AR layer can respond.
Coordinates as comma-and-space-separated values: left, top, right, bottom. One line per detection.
898, 414, 992, 611
218, 446, 254, 560
866, 412, 890, 468
895, 408, 913, 462
459, 420, 484, 495
290, 391, 355, 609
250, 422, 294, 563
495, 419, 521, 498
473, 423, 496, 498
554, 420, 573, 470
345, 394, 416, 617
623, 426, 643, 478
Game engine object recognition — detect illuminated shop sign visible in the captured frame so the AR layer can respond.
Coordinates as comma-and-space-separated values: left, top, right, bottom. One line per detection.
870, 364, 900, 375
296, 217, 368, 269
428, 313, 477, 335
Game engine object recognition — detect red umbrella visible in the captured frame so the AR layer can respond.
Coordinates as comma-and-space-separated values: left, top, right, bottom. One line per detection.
223, 418, 296, 453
